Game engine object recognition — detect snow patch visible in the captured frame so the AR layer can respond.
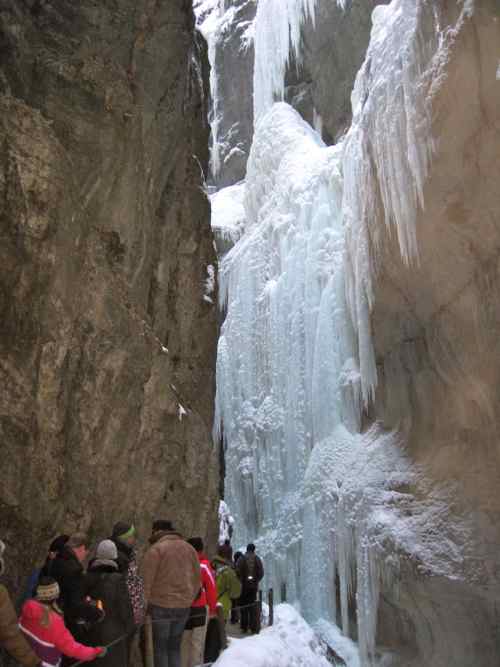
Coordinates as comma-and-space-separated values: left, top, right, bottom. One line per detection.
178, 404, 187, 421
213, 604, 331, 667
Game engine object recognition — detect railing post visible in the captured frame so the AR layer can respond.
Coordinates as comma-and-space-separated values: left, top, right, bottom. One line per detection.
268, 588, 274, 627
256, 590, 263, 634
281, 582, 287, 603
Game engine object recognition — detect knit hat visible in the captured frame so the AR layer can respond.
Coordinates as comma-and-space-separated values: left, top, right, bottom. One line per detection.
0, 540, 5, 575
112, 522, 135, 541
96, 539, 118, 561
36, 577, 60, 602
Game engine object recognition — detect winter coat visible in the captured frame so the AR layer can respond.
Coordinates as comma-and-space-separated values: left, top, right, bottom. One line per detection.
0, 584, 40, 667
110, 538, 145, 625
142, 532, 200, 609
49, 547, 101, 635
212, 557, 241, 621
236, 552, 264, 592
81, 561, 135, 667
185, 554, 217, 630
19, 600, 100, 667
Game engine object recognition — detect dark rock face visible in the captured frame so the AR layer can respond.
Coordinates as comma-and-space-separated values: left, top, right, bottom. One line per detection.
0, 0, 219, 591
210, 0, 256, 186
286, 0, 388, 144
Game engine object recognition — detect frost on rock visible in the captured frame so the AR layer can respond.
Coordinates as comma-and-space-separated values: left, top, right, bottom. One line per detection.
194, 0, 256, 181
215, 102, 467, 666
342, 0, 476, 404
178, 404, 187, 421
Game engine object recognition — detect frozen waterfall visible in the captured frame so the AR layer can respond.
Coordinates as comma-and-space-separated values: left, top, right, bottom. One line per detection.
208, 0, 470, 665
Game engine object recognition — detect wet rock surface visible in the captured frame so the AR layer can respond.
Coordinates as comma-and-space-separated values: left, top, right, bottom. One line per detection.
286, 0, 387, 144
0, 0, 219, 593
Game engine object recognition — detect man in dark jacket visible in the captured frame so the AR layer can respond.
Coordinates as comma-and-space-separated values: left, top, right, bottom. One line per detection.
236, 543, 264, 634
50, 533, 102, 638
83, 540, 134, 667
142, 520, 200, 667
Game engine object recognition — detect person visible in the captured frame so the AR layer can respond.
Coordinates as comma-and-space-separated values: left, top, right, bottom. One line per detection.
39, 536, 70, 579
142, 520, 200, 667
19, 577, 104, 666
230, 551, 243, 625
217, 539, 232, 562
180, 538, 217, 667
211, 546, 241, 622
109, 522, 145, 626
21, 535, 70, 605
236, 543, 264, 634
0, 539, 41, 667
83, 540, 135, 667
49, 533, 102, 638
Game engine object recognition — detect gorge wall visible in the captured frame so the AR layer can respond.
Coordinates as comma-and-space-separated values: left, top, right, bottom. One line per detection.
206, 0, 500, 665
0, 0, 219, 592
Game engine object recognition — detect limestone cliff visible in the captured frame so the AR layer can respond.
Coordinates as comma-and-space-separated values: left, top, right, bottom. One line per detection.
0, 0, 219, 592
351, 2, 500, 664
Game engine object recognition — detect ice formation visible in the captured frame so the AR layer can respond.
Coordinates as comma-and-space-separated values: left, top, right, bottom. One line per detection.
212, 0, 473, 665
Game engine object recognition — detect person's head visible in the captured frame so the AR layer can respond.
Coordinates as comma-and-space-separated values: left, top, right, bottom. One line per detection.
234, 551, 243, 564
36, 577, 61, 626
187, 537, 204, 553
96, 539, 118, 562
112, 522, 136, 546
0, 540, 5, 575
152, 520, 174, 534
48, 535, 69, 560
224, 539, 231, 546
246, 543, 256, 553
67, 533, 89, 563
216, 543, 231, 561
36, 577, 60, 604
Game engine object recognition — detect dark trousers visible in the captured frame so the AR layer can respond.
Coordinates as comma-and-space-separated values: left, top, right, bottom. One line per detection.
150, 605, 189, 667
239, 588, 258, 633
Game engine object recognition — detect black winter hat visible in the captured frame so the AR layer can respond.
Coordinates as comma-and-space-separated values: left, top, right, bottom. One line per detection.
112, 522, 135, 540
247, 543, 256, 553
188, 537, 204, 552
152, 519, 173, 532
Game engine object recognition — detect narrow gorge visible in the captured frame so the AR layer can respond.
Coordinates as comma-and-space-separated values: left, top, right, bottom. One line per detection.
1, 1, 500, 666
198, 0, 500, 665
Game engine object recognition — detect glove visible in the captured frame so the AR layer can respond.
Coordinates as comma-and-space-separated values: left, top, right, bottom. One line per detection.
97, 647, 108, 658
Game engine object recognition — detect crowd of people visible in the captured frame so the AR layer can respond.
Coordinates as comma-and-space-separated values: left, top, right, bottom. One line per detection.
0, 520, 264, 667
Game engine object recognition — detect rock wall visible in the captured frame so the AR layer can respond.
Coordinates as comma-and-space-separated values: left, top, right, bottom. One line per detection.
285, 0, 387, 143
0, 0, 219, 592
365, 2, 500, 665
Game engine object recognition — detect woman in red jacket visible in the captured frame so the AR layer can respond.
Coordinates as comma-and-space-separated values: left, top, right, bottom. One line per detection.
19, 577, 105, 667
181, 537, 217, 667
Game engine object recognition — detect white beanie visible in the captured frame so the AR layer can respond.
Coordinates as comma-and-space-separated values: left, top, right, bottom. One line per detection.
96, 539, 118, 561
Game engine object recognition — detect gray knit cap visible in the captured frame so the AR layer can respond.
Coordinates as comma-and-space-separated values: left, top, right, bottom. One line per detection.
96, 539, 118, 561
